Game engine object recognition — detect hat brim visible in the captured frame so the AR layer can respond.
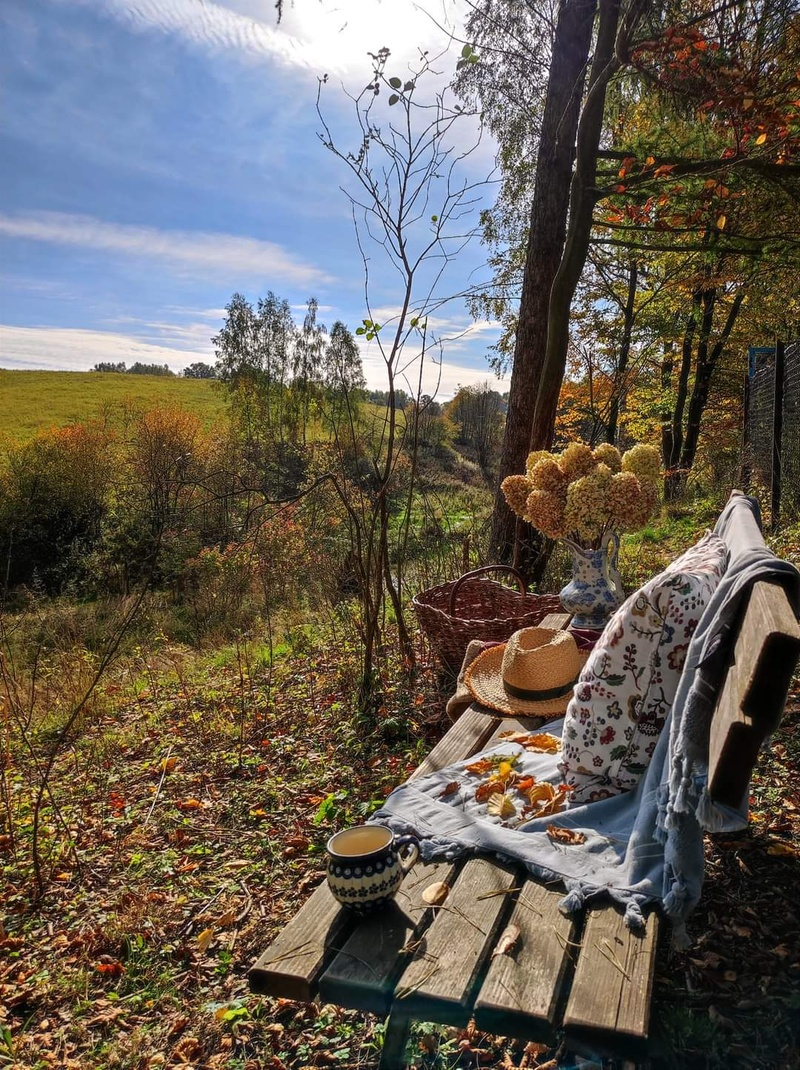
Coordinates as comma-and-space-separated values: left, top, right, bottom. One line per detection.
465, 642, 589, 718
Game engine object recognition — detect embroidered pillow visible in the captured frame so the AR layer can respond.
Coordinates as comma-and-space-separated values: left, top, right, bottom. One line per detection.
559, 532, 728, 803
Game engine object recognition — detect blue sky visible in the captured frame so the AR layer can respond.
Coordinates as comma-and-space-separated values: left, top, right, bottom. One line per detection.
0, 0, 505, 397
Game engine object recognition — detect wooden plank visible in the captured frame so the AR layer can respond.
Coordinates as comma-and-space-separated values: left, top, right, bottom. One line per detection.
473, 879, 576, 1042
539, 612, 572, 629
318, 860, 456, 1015
248, 881, 353, 1001
411, 706, 499, 781
563, 906, 659, 1050
708, 580, 800, 807
391, 858, 518, 1026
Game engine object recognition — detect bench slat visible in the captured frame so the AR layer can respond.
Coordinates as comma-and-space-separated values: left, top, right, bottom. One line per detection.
473, 879, 575, 1041
247, 882, 351, 1001
563, 907, 658, 1049
392, 857, 518, 1026
412, 707, 500, 781
317, 860, 456, 1015
709, 580, 800, 807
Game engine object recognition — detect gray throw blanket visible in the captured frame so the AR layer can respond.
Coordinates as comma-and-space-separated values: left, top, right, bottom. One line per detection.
374, 494, 800, 942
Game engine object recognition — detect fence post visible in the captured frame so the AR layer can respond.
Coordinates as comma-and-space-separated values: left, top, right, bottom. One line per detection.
740, 370, 751, 489
772, 338, 785, 531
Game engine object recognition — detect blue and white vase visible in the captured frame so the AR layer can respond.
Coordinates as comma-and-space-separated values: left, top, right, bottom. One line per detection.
559, 533, 624, 630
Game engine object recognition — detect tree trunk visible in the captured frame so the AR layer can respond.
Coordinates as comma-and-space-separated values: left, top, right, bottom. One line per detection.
489, 0, 597, 565
531, 0, 625, 450
664, 294, 700, 500
678, 291, 745, 479
606, 259, 637, 444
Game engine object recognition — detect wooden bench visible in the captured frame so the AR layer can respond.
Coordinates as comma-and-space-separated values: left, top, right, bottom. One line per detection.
249, 584, 800, 1067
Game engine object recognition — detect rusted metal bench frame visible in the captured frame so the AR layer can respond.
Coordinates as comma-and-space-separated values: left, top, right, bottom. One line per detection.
249, 583, 800, 1067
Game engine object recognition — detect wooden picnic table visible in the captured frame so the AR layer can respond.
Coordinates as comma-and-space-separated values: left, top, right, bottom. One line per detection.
249, 585, 800, 1068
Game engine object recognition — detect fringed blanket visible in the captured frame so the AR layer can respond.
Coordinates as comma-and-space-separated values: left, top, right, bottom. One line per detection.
374, 494, 799, 943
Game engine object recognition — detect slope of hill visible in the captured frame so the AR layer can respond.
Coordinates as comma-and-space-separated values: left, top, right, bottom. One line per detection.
0, 370, 227, 444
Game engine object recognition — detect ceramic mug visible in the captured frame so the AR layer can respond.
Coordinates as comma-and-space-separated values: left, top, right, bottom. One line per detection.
326, 824, 420, 914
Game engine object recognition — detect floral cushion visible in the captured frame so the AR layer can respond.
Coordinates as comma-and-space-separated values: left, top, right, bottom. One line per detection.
559, 532, 728, 803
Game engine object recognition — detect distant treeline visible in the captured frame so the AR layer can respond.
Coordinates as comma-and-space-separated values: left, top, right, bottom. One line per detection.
92, 361, 217, 378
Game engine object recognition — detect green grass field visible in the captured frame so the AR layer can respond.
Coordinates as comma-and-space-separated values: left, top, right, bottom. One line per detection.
0, 370, 228, 445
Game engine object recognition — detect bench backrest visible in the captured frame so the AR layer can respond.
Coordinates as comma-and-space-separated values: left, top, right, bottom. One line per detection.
708, 580, 800, 807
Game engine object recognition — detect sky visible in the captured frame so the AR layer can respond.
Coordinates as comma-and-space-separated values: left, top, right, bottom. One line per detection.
0, 0, 507, 398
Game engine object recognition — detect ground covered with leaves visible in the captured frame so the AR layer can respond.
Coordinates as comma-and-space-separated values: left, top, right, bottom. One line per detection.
2, 628, 799, 1070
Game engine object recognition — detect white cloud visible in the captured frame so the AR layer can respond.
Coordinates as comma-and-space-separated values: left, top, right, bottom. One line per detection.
0, 211, 332, 286
0, 324, 212, 373
80, 0, 466, 76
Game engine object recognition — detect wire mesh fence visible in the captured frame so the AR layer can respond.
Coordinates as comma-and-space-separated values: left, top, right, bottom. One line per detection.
743, 340, 800, 526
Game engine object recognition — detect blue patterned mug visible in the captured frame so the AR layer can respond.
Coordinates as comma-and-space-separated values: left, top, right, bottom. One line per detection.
326, 825, 420, 914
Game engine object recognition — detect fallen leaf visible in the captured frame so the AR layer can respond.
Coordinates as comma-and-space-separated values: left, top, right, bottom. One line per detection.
546, 825, 587, 845
160, 756, 177, 773
475, 781, 505, 803
523, 733, 560, 754
94, 960, 125, 977
439, 781, 460, 799
487, 793, 517, 819
196, 927, 215, 952
176, 799, 203, 812
422, 881, 450, 906
767, 842, 799, 857
465, 758, 494, 775
492, 923, 521, 958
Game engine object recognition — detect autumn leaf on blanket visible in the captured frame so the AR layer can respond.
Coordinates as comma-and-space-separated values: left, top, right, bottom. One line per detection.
487, 793, 517, 819
524, 782, 572, 819
439, 781, 460, 799
523, 733, 560, 754
546, 824, 586, 845
517, 776, 537, 793
466, 752, 518, 775
465, 758, 495, 775
475, 780, 505, 803
497, 730, 530, 743
492, 922, 521, 958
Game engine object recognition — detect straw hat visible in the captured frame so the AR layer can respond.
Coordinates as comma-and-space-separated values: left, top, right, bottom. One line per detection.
465, 627, 588, 718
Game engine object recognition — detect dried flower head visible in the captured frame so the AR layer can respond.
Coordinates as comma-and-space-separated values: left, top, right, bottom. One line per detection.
502, 474, 533, 516
529, 457, 568, 496
560, 442, 596, 480
622, 444, 660, 486
525, 489, 566, 539
525, 450, 556, 479
592, 443, 622, 472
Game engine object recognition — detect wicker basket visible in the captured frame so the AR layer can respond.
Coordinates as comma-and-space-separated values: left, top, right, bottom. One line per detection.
412, 566, 564, 674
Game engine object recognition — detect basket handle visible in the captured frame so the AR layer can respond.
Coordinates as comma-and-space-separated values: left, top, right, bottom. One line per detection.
448, 565, 528, 615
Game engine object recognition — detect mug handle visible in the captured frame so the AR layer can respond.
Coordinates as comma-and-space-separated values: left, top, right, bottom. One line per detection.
395, 833, 420, 873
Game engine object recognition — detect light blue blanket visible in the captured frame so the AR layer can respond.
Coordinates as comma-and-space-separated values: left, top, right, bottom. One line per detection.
374, 494, 800, 941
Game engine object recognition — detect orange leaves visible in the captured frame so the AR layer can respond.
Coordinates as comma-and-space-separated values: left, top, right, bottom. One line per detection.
546, 825, 587, 846
523, 733, 560, 754
653, 163, 677, 178
175, 798, 203, 812
439, 781, 460, 799
475, 780, 505, 804
465, 758, 494, 776
94, 959, 125, 977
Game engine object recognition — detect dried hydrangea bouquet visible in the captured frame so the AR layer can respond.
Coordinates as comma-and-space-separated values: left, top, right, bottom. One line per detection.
502, 442, 661, 628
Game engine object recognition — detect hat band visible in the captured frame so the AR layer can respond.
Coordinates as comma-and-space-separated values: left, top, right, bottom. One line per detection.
503, 676, 578, 702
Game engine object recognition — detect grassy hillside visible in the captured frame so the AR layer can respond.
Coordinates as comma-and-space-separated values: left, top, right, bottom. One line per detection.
0, 370, 227, 444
